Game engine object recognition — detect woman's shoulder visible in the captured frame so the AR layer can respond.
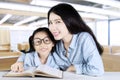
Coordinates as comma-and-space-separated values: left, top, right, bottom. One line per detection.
76, 32, 92, 40
77, 32, 91, 37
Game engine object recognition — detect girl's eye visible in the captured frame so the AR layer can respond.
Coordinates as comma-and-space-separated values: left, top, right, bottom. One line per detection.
45, 39, 50, 43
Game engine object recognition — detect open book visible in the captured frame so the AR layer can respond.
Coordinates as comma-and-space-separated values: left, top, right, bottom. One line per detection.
3, 65, 63, 78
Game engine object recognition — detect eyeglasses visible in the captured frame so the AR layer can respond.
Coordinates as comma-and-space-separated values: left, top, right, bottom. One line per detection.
33, 37, 52, 46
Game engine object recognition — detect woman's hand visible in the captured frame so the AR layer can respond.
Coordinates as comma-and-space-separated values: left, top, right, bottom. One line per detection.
66, 65, 76, 72
11, 62, 24, 72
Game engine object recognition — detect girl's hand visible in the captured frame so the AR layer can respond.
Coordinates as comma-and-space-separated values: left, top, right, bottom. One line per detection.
11, 62, 24, 72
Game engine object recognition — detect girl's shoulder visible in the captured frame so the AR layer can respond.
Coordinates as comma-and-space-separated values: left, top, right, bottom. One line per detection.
25, 52, 36, 57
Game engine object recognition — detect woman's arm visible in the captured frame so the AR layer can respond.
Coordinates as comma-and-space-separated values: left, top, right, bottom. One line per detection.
74, 33, 104, 76
82, 34, 104, 76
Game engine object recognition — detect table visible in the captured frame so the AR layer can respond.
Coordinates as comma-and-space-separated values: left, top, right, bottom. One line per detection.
0, 71, 120, 80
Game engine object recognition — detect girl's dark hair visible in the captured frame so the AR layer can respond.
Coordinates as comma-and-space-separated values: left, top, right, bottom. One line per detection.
25, 27, 56, 53
48, 3, 103, 55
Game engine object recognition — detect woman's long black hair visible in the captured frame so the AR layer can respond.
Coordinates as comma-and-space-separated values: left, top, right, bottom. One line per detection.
48, 3, 103, 55
25, 27, 56, 53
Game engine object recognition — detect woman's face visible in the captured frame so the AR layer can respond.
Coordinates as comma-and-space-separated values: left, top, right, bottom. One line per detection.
48, 12, 70, 40
33, 31, 54, 57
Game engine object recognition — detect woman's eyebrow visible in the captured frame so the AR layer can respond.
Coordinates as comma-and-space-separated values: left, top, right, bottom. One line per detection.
50, 18, 61, 22
54, 19, 61, 21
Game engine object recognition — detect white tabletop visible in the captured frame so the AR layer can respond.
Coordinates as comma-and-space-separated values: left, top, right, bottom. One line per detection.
0, 71, 120, 80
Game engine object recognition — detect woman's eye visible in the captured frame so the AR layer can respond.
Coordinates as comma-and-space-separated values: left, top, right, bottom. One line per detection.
48, 22, 52, 25
48, 20, 62, 25
56, 21, 61, 24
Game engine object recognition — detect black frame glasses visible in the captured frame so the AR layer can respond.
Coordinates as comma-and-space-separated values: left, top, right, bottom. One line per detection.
33, 37, 52, 46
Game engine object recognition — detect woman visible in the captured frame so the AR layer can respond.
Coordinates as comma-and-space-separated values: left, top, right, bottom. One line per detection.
11, 27, 59, 72
48, 3, 104, 76
11, 3, 104, 76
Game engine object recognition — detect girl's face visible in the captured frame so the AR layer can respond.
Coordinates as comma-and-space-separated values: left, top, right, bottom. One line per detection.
33, 31, 54, 57
48, 12, 70, 40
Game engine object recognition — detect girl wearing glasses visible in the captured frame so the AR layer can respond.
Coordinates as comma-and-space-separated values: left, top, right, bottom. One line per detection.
11, 27, 59, 72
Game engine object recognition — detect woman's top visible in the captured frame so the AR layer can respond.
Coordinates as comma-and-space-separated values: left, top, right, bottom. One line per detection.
53, 32, 104, 76
18, 52, 59, 69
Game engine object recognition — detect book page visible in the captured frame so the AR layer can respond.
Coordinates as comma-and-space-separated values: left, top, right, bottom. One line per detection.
3, 67, 36, 77
34, 65, 63, 78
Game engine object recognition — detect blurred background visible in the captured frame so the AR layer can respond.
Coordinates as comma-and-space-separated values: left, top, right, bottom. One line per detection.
0, 0, 120, 54
1, 0, 120, 72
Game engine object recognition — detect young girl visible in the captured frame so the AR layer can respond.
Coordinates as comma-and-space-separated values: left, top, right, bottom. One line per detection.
11, 27, 59, 72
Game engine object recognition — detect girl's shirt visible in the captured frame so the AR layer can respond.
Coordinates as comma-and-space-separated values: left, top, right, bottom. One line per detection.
53, 32, 104, 76
19, 52, 59, 69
